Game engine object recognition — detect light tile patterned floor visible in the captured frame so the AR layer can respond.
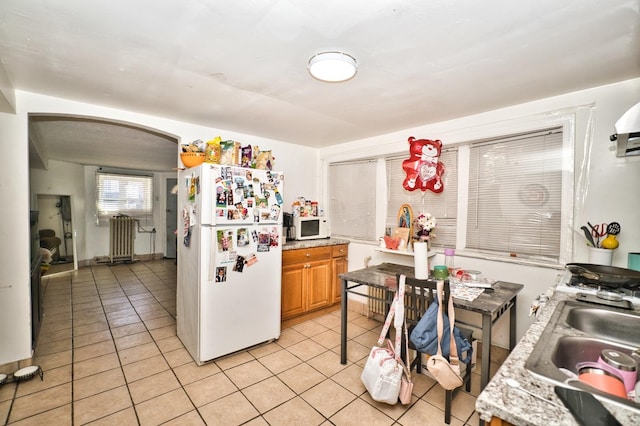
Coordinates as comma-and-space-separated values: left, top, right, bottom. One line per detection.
0, 260, 496, 425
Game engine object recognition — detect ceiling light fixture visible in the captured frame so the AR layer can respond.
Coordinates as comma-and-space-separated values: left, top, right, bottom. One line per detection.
307, 51, 358, 83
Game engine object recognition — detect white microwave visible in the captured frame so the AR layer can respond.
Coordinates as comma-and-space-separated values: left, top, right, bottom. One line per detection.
294, 216, 330, 240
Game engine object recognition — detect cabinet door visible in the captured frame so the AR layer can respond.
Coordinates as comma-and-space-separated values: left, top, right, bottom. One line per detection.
281, 264, 306, 320
331, 245, 348, 304
332, 255, 348, 304
306, 261, 332, 311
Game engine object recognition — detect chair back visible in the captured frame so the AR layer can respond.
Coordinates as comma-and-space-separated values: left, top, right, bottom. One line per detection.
39, 229, 56, 238
396, 274, 451, 326
398, 274, 451, 325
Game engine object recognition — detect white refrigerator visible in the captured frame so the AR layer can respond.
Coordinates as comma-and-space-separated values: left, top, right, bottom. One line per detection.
177, 164, 284, 365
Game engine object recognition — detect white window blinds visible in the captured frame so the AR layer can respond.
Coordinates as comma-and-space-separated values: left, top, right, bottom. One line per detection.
386, 149, 458, 248
466, 128, 563, 258
329, 160, 377, 241
96, 172, 153, 224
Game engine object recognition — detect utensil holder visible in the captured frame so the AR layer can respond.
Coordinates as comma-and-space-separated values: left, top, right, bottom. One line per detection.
588, 247, 613, 266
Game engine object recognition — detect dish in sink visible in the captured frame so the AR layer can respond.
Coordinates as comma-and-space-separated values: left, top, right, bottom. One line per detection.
525, 298, 640, 409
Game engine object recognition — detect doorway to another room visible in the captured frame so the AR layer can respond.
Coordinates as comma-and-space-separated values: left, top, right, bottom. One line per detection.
165, 178, 178, 260
37, 194, 77, 275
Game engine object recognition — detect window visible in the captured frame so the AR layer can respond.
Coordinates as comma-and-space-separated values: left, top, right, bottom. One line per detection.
96, 172, 153, 224
466, 128, 563, 259
329, 160, 377, 241
386, 148, 458, 248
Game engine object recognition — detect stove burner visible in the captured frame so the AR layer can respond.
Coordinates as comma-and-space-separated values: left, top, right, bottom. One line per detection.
596, 289, 624, 301
568, 275, 613, 289
567, 275, 640, 299
576, 292, 633, 310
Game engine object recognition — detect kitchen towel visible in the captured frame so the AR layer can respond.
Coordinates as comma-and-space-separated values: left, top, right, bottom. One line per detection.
414, 242, 428, 279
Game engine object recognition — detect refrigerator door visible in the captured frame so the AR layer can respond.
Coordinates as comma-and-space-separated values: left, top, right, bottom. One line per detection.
197, 164, 284, 226
198, 224, 282, 363
176, 204, 205, 362
177, 164, 284, 365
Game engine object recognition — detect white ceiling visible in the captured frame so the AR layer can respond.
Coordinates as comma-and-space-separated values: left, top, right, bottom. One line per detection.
1, 0, 639, 171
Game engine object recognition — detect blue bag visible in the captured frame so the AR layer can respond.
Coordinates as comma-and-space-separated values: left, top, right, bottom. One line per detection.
409, 296, 473, 364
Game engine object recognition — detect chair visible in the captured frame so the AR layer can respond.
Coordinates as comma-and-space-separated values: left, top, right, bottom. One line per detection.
399, 274, 473, 425
39, 229, 62, 261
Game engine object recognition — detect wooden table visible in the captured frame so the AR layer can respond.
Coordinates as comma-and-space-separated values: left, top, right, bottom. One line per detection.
339, 263, 524, 390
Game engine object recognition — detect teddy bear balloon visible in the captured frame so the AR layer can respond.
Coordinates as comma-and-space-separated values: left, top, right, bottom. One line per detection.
401, 136, 445, 193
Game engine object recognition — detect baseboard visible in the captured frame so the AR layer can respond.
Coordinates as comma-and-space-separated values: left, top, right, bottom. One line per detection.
80, 252, 165, 267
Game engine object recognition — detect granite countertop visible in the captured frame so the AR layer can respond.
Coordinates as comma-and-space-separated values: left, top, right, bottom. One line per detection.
282, 238, 350, 251
476, 289, 640, 425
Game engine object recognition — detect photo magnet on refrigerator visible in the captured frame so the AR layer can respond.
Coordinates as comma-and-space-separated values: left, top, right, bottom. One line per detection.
233, 255, 245, 272
245, 253, 258, 267
215, 266, 227, 282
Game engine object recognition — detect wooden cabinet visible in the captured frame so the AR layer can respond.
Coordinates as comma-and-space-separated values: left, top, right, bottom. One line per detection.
281, 264, 306, 319
488, 418, 514, 426
281, 244, 348, 320
331, 244, 348, 304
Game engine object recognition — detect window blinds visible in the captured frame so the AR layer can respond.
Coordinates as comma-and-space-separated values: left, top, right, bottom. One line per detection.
96, 172, 153, 224
466, 129, 563, 258
386, 149, 458, 248
329, 160, 377, 241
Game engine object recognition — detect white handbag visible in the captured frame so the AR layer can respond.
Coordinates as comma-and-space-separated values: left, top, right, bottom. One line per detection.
361, 340, 404, 404
361, 275, 413, 404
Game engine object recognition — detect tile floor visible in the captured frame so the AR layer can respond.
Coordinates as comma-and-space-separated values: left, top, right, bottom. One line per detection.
0, 260, 497, 425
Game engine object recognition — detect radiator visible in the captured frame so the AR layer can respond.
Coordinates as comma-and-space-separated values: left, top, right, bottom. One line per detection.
109, 217, 137, 263
367, 286, 420, 322
368, 287, 387, 318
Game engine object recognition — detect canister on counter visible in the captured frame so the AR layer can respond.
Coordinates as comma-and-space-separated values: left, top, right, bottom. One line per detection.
433, 265, 449, 280
598, 349, 637, 393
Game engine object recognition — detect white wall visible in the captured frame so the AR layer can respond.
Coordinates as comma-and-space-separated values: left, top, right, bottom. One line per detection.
0, 106, 32, 364
2, 90, 320, 365
79, 166, 173, 261
321, 78, 640, 346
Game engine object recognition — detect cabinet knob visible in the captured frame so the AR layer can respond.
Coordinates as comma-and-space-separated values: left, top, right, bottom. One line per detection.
305, 253, 311, 257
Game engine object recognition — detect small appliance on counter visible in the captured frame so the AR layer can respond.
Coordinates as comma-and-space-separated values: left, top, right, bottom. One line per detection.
288, 197, 330, 240
293, 215, 330, 240
283, 212, 295, 242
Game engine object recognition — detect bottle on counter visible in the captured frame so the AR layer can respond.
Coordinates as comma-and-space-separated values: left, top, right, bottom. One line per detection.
444, 248, 455, 274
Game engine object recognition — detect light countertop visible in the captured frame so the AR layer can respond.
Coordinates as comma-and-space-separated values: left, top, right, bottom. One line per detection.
282, 238, 349, 251
475, 289, 640, 425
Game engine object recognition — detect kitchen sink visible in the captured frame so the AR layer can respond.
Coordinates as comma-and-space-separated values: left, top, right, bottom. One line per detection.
566, 306, 640, 347
525, 299, 640, 409
551, 336, 632, 373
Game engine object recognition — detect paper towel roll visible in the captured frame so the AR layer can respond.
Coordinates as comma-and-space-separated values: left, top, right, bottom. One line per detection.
414, 242, 428, 279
